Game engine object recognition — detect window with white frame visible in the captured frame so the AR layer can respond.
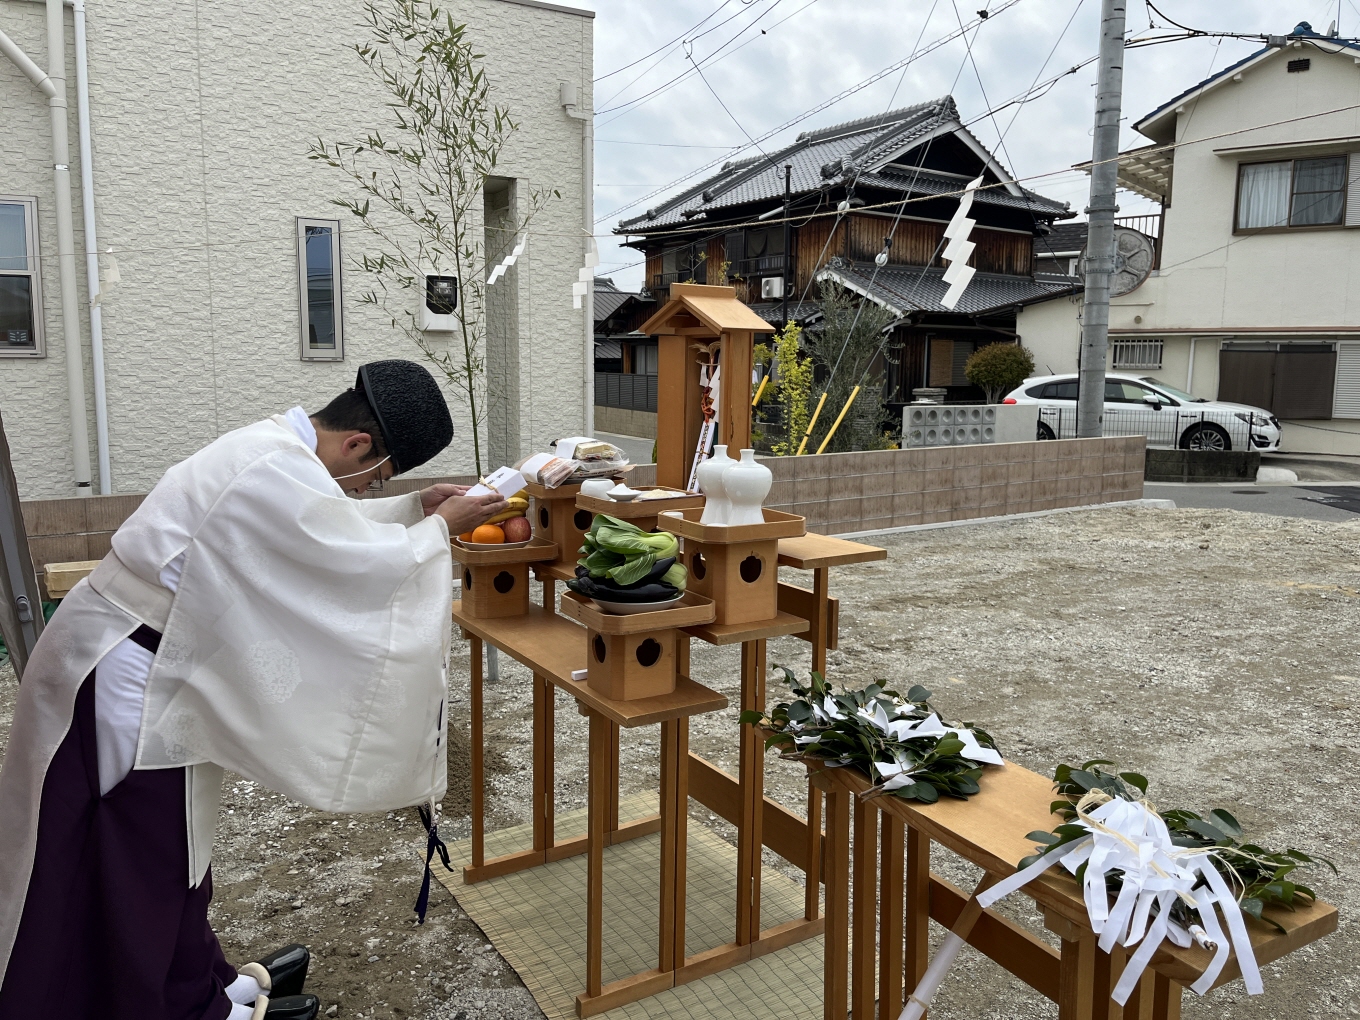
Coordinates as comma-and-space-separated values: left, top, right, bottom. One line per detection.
0, 197, 44, 356
297, 217, 343, 360
1112, 339, 1163, 370
1236, 156, 1348, 231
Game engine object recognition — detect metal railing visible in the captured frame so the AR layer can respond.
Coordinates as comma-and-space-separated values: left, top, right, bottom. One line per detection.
730, 253, 793, 278
1113, 213, 1161, 239
594, 371, 658, 413
1038, 406, 1258, 449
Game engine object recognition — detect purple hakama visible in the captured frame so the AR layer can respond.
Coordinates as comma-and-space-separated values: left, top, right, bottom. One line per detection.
0, 669, 235, 1020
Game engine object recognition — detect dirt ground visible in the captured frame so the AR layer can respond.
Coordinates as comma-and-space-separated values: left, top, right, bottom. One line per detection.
1, 503, 1356, 1019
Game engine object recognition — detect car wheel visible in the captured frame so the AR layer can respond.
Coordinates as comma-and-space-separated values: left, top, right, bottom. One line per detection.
1036, 421, 1056, 441
1180, 423, 1230, 452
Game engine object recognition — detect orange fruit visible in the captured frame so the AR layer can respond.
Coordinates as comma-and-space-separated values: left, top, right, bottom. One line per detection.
458, 531, 475, 543
471, 524, 505, 544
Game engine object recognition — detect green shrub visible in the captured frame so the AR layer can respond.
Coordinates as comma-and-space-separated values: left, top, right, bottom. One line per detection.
964, 342, 1035, 404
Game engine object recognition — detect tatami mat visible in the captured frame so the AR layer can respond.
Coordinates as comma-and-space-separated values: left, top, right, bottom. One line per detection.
436, 795, 824, 1019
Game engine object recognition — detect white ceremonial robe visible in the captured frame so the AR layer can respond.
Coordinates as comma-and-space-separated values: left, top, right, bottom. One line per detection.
0, 413, 452, 978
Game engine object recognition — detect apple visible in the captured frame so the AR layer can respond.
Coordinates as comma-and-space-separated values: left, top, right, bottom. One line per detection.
502, 515, 532, 543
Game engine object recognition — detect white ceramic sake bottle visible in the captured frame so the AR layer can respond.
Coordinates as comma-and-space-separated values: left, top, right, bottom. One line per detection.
697, 445, 734, 524
722, 449, 772, 526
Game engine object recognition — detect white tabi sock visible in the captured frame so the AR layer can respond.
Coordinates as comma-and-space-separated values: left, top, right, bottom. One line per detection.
225, 973, 265, 1005
227, 1001, 254, 1020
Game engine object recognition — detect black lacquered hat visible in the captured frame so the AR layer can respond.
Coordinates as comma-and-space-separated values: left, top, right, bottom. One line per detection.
355, 360, 454, 474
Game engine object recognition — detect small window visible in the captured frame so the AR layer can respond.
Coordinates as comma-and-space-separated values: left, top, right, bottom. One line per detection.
0, 197, 44, 357
1236, 157, 1347, 231
1112, 339, 1163, 370
297, 217, 343, 360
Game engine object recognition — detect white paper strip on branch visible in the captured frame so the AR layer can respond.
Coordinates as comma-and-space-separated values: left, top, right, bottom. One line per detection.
940, 176, 983, 311
901, 794, 1265, 1017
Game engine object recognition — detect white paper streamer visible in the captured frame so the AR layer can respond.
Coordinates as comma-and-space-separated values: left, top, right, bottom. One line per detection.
898, 931, 965, 1020
940, 176, 983, 310
571, 238, 599, 308
486, 238, 525, 286
967, 797, 1264, 1006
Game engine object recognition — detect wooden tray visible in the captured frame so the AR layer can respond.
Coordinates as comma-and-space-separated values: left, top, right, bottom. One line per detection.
559, 589, 715, 633
657, 507, 805, 544
576, 486, 705, 519
525, 481, 583, 501
450, 535, 558, 566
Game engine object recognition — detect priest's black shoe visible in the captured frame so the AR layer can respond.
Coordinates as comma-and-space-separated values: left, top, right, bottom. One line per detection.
263, 993, 321, 1019
254, 943, 311, 997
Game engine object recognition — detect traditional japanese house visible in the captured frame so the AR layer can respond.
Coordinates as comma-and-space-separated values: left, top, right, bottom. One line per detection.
616, 97, 1077, 408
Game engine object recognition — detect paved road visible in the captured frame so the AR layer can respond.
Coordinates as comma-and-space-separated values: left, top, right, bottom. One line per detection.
1144, 482, 1360, 521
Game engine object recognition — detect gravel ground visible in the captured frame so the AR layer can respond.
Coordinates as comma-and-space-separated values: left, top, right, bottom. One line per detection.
1, 503, 1356, 1019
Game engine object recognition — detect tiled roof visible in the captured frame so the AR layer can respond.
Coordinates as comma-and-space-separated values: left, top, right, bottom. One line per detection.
1035, 222, 1088, 257
817, 261, 1078, 317
618, 97, 1067, 232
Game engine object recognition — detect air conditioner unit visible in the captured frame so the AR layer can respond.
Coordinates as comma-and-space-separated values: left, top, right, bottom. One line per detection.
421, 274, 459, 332
761, 276, 784, 300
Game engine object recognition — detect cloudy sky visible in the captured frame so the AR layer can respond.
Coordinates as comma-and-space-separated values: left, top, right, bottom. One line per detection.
553, 0, 1349, 290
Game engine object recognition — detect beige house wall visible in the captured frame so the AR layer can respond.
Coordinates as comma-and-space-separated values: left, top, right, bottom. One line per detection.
0, 0, 592, 498
1017, 43, 1360, 454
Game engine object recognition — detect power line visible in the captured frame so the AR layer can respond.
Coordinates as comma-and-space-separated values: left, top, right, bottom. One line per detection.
593, 0, 1024, 226
595, 0, 793, 117
593, 1, 739, 84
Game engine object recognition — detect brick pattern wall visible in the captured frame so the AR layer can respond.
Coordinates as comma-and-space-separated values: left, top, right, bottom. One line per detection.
761, 436, 1146, 535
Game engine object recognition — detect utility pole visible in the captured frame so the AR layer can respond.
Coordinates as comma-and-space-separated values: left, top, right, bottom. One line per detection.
1077, 0, 1127, 438
781, 164, 792, 325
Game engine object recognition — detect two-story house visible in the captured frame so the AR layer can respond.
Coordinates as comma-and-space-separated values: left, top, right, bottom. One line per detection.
1018, 22, 1360, 454
0, 0, 593, 497
615, 97, 1076, 420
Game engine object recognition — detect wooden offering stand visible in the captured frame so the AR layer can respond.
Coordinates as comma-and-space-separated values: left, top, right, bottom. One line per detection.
450, 537, 558, 619
658, 507, 805, 625
575, 486, 703, 534
559, 590, 715, 701
799, 754, 1338, 1020
453, 285, 889, 1016
527, 481, 594, 582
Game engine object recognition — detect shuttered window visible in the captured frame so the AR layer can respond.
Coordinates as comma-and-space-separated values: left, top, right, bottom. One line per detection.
1333, 343, 1360, 419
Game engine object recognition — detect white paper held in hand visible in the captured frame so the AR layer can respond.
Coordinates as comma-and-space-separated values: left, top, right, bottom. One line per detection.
467, 466, 527, 499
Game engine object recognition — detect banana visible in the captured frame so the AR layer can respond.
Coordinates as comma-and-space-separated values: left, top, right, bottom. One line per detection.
483, 496, 530, 525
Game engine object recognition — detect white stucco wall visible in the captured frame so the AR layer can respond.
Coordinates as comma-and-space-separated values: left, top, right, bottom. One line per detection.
0, 0, 592, 497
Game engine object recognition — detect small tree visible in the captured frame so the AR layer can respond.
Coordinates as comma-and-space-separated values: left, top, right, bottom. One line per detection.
964, 342, 1035, 404
309, 1, 557, 475
770, 320, 812, 456
802, 281, 896, 453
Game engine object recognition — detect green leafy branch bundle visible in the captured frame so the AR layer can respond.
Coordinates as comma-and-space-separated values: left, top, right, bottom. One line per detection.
739, 667, 1003, 804
1022, 761, 1336, 933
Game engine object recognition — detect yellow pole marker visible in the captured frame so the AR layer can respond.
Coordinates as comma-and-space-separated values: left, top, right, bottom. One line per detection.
751, 374, 769, 407
816, 385, 861, 455
795, 392, 829, 456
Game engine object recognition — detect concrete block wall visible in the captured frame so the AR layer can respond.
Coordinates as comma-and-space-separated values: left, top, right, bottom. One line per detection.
761, 436, 1146, 535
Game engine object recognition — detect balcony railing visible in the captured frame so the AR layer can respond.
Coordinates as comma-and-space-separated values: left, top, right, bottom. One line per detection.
729, 253, 793, 278
594, 371, 658, 413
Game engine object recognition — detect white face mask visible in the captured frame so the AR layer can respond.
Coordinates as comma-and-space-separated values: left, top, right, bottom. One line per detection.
332, 454, 392, 493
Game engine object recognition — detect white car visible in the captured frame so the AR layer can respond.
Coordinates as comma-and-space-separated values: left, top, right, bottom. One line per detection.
1002, 373, 1281, 451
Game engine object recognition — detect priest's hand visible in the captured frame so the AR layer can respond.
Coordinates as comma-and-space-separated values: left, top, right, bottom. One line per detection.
419, 483, 472, 517
434, 492, 508, 535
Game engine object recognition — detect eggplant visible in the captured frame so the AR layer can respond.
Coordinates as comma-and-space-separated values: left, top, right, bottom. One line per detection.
600, 557, 675, 591
566, 576, 680, 603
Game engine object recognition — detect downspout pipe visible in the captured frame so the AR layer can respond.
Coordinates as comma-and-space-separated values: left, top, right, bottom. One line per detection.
72, 0, 110, 492
562, 82, 593, 436
1, 7, 94, 494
